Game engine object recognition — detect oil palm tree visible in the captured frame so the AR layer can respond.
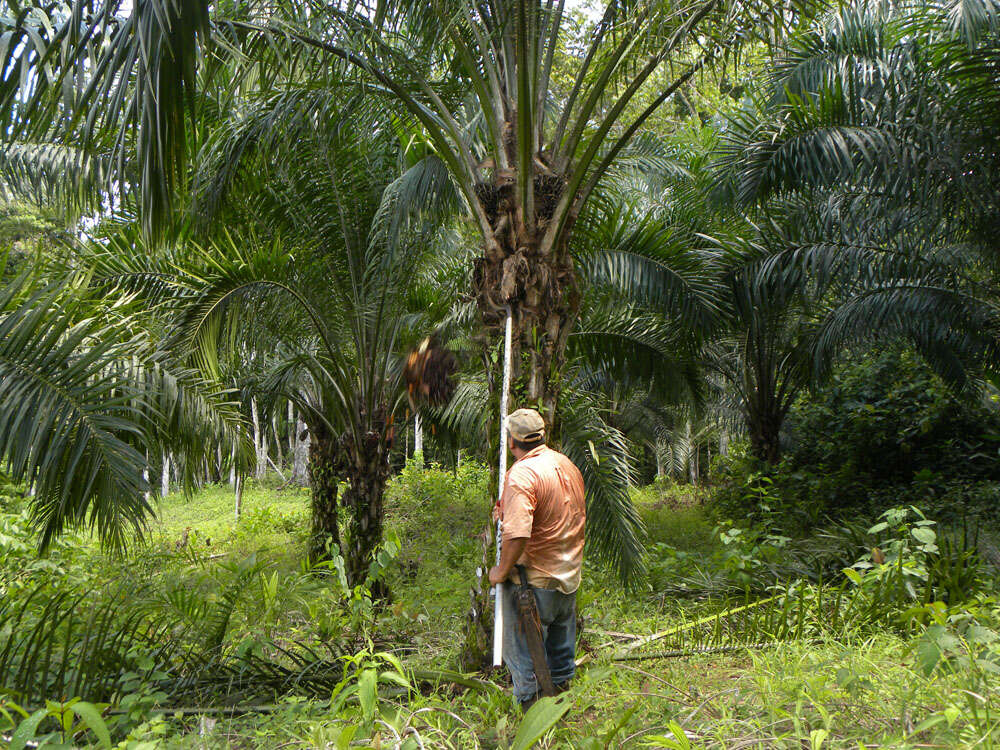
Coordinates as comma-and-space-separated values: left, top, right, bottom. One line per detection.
704, 0, 1000, 460
0, 0, 811, 429
80, 96, 430, 585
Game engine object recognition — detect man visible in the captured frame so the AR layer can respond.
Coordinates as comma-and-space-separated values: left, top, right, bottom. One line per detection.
488, 408, 586, 710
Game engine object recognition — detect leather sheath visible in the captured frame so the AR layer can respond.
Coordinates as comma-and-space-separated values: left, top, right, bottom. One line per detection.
514, 564, 556, 697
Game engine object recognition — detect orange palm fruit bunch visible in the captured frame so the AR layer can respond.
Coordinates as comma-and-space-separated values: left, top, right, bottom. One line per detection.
404, 337, 457, 407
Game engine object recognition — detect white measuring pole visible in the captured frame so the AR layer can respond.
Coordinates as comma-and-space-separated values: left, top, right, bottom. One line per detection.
492, 307, 514, 667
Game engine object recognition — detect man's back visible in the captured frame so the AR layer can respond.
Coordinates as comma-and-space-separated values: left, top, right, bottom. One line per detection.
501, 445, 586, 594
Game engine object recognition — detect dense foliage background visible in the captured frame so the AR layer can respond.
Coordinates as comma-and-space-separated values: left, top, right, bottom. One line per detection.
0, 0, 999, 745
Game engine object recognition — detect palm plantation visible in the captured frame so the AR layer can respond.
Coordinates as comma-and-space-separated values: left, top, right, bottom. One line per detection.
1, 0, 1000, 746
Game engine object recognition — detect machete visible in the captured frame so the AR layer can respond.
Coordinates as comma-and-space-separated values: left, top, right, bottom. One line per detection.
514, 565, 557, 697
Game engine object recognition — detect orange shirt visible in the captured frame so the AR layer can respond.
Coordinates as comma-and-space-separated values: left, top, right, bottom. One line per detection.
500, 445, 586, 594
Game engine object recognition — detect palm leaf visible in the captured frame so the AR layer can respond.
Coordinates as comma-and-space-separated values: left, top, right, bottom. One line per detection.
560, 393, 647, 587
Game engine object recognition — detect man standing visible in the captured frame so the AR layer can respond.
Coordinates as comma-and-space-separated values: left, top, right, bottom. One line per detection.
488, 408, 587, 710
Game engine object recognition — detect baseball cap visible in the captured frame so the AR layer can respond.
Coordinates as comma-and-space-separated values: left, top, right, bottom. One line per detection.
507, 408, 546, 442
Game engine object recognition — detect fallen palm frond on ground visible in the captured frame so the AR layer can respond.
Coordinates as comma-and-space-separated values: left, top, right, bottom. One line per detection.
581, 577, 917, 667
0, 572, 498, 712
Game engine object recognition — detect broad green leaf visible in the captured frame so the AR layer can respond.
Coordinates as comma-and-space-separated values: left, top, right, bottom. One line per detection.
915, 638, 941, 676
378, 670, 411, 689
842, 568, 862, 585
358, 668, 377, 721
70, 701, 111, 748
336, 724, 358, 750
911, 714, 947, 734
9, 708, 48, 750
911, 527, 936, 545
810, 728, 828, 749
375, 651, 405, 675
511, 695, 572, 750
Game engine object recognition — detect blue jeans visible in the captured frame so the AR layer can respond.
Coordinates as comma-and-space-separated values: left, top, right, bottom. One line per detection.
501, 583, 577, 702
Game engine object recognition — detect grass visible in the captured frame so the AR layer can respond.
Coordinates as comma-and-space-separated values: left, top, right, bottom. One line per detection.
4, 466, 1000, 748
148, 478, 310, 545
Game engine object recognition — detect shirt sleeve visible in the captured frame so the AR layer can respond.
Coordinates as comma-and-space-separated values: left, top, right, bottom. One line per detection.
501, 465, 536, 540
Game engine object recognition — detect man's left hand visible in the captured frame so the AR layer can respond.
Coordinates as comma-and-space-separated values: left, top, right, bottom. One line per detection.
488, 566, 506, 585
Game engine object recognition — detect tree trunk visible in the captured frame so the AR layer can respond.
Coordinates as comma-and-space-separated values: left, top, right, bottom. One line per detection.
686, 421, 698, 484
413, 413, 423, 465
292, 416, 310, 486
719, 430, 729, 457
234, 472, 243, 522
251, 397, 266, 480
272, 412, 284, 469
339, 413, 394, 597
161, 453, 170, 498
655, 440, 665, 479
287, 401, 295, 460
748, 410, 783, 464
142, 455, 150, 503
308, 427, 340, 564
343, 469, 387, 592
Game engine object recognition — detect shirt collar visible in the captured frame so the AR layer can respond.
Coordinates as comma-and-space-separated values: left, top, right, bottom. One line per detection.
517, 445, 548, 462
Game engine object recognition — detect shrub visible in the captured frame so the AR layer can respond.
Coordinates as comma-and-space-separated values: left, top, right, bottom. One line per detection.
710, 349, 1000, 529
786, 350, 1000, 488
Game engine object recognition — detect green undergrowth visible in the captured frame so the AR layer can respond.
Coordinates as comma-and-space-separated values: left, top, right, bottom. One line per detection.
2, 465, 999, 748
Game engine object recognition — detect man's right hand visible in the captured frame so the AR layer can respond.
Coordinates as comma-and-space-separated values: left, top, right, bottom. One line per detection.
488, 565, 506, 585
492, 504, 501, 522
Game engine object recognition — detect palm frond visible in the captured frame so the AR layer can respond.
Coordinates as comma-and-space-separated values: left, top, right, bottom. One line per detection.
576, 202, 724, 333
560, 393, 647, 587
0, 0, 211, 238
0, 141, 105, 217
0, 273, 244, 551
0, 277, 153, 550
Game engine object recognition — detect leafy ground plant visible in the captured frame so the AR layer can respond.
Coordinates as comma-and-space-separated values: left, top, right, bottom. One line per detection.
2, 467, 999, 748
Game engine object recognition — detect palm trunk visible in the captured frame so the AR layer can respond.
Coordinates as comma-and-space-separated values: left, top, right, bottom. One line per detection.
747, 394, 785, 464
272, 412, 284, 469
413, 413, 423, 465
343, 470, 386, 590
340, 419, 393, 597
308, 427, 340, 564
749, 415, 783, 464
292, 416, 310, 486
234, 472, 243, 521
161, 452, 170, 498
251, 397, 266, 480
